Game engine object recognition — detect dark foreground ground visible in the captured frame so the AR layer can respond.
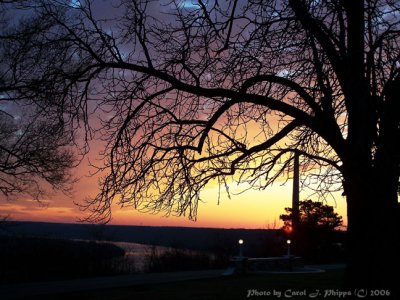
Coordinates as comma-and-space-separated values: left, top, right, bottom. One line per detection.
5, 268, 345, 300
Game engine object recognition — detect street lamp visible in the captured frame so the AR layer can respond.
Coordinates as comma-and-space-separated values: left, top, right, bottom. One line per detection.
287, 239, 291, 257
238, 239, 244, 258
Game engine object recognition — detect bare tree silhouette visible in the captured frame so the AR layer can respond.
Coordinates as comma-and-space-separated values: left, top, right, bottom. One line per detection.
0, 1, 76, 200
1, 0, 399, 291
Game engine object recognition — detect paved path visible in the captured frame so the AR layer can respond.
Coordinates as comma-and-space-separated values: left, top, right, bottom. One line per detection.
0, 269, 224, 299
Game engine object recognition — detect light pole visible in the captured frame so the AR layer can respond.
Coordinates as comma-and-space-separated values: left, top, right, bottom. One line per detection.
287, 239, 291, 257
238, 239, 244, 258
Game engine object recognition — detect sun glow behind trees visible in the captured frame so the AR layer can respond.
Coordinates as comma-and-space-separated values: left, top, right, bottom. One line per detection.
1, 151, 347, 229
0, 0, 345, 227
2, 0, 400, 291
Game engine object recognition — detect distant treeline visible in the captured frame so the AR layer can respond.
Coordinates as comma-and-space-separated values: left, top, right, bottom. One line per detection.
0, 221, 286, 257
0, 221, 346, 262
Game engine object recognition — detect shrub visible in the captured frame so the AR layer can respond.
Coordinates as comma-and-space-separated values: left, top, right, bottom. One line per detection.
0, 236, 127, 283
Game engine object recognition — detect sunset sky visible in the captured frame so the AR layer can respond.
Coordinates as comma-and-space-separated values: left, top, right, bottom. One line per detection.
0, 0, 349, 229
1, 151, 347, 229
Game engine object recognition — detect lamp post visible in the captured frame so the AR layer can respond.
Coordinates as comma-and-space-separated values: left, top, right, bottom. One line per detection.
287, 239, 291, 257
238, 239, 244, 258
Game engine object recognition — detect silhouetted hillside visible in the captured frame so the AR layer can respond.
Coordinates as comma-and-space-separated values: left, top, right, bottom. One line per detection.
1, 221, 284, 257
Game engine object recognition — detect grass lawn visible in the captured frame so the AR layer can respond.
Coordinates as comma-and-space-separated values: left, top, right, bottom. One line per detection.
26, 269, 345, 300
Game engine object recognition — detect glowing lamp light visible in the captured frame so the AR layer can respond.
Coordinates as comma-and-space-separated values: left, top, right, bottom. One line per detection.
238, 239, 244, 258
287, 239, 291, 245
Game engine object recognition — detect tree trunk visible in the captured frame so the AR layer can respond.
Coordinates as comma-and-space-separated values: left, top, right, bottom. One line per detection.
344, 162, 399, 298
343, 4, 399, 294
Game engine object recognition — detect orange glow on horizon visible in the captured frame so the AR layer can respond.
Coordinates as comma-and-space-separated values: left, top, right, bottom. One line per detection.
2, 176, 347, 230
1, 113, 348, 230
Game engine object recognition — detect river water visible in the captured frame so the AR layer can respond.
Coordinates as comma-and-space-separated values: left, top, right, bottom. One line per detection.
110, 241, 174, 272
